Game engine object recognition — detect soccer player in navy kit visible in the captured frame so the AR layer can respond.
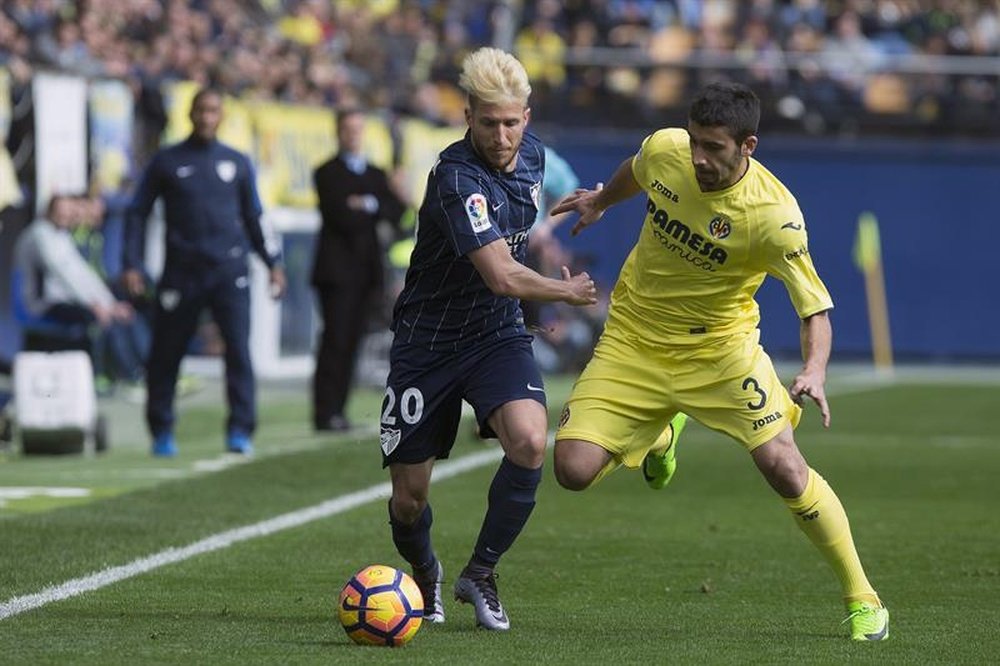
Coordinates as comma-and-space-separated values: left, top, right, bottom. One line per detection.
381, 48, 597, 631
123, 88, 286, 457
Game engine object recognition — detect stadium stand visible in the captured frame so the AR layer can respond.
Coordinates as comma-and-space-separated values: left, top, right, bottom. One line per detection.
2, 1, 999, 367
0, 1, 998, 141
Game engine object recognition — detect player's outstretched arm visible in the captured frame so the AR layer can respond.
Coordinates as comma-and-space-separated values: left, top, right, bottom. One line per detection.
788, 310, 832, 427
550, 157, 642, 236
469, 240, 597, 306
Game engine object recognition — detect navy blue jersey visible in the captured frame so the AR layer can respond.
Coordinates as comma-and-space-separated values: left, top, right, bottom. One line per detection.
391, 131, 545, 351
124, 137, 277, 273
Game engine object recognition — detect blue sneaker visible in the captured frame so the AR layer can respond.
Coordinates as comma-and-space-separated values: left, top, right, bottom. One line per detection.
226, 431, 253, 455
152, 432, 177, 457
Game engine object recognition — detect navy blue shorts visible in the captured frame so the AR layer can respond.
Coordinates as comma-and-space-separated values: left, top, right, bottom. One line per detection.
379, 335, 544, 467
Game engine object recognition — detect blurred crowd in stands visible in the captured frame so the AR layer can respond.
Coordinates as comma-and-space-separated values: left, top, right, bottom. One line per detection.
1, 0, 998, 383
2, 0, 999, 139
517, 0, 1000, 135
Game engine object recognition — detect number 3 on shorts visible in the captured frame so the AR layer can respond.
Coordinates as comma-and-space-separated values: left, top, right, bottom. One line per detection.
741, 376, 767, 411
381, 386, 426, 426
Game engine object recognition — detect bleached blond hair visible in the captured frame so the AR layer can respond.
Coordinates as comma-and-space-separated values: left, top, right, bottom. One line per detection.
458, 47, 531, 107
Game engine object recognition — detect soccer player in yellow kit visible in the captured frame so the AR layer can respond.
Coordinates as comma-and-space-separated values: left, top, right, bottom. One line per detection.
550, 82, 888, 641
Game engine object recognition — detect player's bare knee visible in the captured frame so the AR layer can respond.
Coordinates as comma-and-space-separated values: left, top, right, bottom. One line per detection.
503, 430, 547, 468
553, 458, 593, 491
553, 439, 604, 491
390, 493, 426, 525
553, 466, 586, 491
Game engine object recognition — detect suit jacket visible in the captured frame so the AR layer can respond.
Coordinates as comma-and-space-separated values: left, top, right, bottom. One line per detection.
311, 155, 406, 290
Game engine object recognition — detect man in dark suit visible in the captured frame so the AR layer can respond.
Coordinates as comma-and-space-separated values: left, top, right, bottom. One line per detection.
311, 108, 407, 432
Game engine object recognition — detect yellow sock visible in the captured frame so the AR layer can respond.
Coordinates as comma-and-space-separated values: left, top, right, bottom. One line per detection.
783, 468, 880, 606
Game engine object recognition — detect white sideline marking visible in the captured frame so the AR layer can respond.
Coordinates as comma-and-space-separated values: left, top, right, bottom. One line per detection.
0, 447, 504, 621
0, 487, 91, 499
191, 454, 254, 473
0, 487, 91, 508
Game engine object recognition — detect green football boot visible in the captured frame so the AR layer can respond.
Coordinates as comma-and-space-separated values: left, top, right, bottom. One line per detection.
844, 601, 889, 641
641, 413, 688, 490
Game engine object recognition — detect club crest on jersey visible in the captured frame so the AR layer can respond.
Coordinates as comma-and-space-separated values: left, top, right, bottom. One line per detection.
707, 214, 732, 240
558, 405, 571, 428
465, 193, 491, 232
216, 160, 237, 182
159, 289, 181, 311
530, 181, 541, 209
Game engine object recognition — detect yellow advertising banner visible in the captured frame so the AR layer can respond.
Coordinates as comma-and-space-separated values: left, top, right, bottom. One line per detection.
398, 119, 464, 206
252, 103, 334, 208
253, 105, 396, 208
357, 115, 394, 173
88, 79, 134, 195
0, 68, 23, 211
160, 82, 400, 210
162, 81, 254, 154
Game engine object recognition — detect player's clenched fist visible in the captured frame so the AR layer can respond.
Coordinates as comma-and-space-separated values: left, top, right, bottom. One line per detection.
561, 265, 597, 305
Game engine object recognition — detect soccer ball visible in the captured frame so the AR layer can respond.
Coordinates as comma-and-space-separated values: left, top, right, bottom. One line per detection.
337, 564, 423, 646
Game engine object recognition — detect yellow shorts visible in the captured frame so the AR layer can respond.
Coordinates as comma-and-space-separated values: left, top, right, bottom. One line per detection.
555, 328, 800, 468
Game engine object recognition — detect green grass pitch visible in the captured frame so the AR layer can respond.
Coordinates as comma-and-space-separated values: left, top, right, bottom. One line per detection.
0, 368, 998, 664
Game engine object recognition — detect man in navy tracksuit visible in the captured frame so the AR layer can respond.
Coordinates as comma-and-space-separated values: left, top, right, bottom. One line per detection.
123, 88, 286, 457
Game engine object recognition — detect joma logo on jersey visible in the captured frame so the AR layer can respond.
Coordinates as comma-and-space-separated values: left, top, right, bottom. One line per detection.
785, 246, 809, 261
649, 179, 679, 202
751, 410, 782, 431
646, 200, 728, 266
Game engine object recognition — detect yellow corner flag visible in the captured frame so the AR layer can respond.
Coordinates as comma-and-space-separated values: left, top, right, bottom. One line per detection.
853, 212, 893, 373
853, 211, 882, 272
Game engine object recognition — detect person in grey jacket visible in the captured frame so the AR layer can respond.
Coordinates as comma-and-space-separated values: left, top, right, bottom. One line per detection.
13, 193, 142, 382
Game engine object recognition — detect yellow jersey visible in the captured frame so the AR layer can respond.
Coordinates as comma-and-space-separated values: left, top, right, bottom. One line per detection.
606, 127, 833, 347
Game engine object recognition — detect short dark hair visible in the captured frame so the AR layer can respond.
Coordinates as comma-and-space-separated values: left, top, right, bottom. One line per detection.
47, 193, 72, 218
689, 82, 760, 143
191, 87, 223, 109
